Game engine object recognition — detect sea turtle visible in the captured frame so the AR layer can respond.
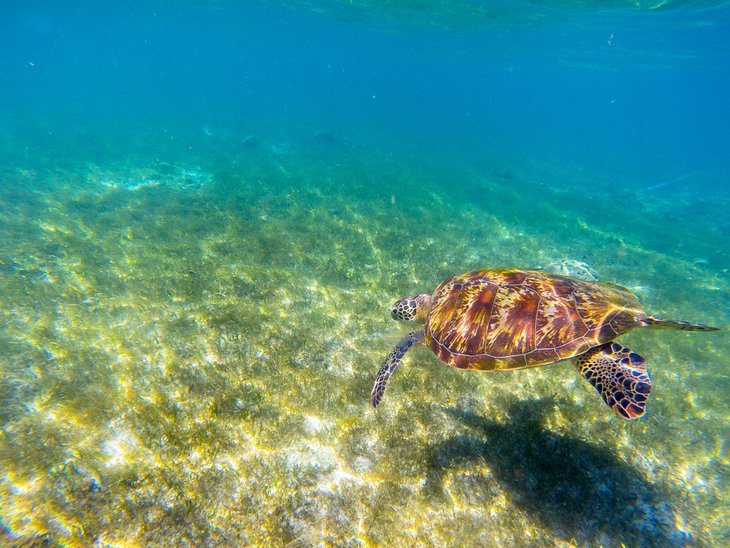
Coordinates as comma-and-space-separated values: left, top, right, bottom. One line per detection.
371, 268, 720, 419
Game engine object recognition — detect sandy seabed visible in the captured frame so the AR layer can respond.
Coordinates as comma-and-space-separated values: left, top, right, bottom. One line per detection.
0, 133, 727, 546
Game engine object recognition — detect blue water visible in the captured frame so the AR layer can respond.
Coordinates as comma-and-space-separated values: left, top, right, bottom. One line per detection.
1, 1, 728, 545
5, 2, 730, 173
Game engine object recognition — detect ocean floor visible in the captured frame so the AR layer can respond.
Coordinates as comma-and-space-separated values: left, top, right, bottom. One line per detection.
0, 130, 728, 545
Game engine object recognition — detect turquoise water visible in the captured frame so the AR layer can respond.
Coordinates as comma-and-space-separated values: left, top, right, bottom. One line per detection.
1, 1, 728, 546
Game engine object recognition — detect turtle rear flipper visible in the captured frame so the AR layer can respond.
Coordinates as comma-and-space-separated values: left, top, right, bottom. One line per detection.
642, 317, 720, 331
575, 342, 653, 420
371, 331, 424, 408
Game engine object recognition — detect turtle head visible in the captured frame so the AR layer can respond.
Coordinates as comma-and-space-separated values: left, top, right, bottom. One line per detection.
391, 294, 431, 322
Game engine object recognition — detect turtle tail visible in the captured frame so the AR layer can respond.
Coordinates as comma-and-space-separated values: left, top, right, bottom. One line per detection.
641, 317, 721, 332
371, 330, 424, 408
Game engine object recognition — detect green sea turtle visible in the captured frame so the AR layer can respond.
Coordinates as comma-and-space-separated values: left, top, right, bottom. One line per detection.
371, 268, 720, 419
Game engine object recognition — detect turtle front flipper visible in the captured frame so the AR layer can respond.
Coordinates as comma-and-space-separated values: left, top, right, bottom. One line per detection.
575, 342, 653, 420
371, 330, 424, 408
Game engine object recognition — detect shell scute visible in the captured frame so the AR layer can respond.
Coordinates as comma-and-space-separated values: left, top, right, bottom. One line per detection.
482, 285, 540, 357
497, 270, 529, 285
534, 295, 586, 351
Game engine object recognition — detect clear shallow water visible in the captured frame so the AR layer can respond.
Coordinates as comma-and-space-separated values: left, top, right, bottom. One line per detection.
1, 1, 729, 545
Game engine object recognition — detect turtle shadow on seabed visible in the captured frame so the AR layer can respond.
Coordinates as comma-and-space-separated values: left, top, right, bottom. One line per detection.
424, 400, 693, 547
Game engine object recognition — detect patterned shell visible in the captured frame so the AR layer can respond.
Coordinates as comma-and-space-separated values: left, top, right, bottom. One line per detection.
425, 269, 646, 371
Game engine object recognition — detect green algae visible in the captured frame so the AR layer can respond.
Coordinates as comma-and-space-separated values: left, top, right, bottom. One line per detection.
0, 134, 727, 546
